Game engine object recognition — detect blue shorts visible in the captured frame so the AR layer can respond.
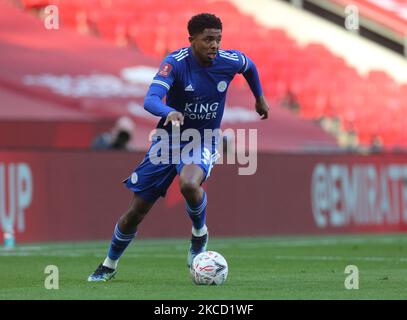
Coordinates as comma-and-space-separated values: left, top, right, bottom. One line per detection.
123, 141, 219, 203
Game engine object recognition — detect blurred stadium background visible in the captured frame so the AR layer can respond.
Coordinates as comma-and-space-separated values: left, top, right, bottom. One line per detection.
1, 0, 407, 299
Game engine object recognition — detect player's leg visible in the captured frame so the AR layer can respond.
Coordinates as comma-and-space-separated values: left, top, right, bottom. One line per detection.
179, 144, 219, 267
179, 164, 207, 232
179, 164, 209, 267
88, 146, 175, 282
117, 193, 154, 233
88, 193, 154, 282
104, 193, 154, 268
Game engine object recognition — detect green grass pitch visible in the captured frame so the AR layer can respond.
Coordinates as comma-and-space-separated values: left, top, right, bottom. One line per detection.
0, 234, 406, 299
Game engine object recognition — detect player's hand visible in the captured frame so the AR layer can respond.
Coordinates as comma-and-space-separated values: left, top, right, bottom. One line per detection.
255, 96, 269, 120
164, 111, 184, 127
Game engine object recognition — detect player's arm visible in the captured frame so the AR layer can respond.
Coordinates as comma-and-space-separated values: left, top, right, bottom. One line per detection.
143, 60, 184, 126
144, 85, 175, 117
144, 86, 184, 126
239, 55, 269, 120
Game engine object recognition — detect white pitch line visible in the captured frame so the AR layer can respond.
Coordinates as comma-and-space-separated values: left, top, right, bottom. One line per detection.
275, 255, 407, 262
244, 238, 407, 247
0, 251, 184, 258
1, 235, 406, 255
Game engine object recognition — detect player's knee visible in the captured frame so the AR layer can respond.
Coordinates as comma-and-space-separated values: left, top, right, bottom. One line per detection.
128, 207, 145, 219
179, 178, 200, 196
122, 206, 148, 228
129, 204, 149, 218
125, 201, 150, 223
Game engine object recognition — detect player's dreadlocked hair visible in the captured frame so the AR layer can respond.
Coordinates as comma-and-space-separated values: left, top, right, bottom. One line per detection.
188, 13, 222, 36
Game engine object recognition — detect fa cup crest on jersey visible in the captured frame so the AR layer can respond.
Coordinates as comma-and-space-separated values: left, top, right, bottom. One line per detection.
217, 81, 227, 92
158, 63, 172, 77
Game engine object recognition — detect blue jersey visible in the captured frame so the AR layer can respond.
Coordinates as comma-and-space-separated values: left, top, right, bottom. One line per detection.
125, 47, 262, 202
149, 47, 249, 135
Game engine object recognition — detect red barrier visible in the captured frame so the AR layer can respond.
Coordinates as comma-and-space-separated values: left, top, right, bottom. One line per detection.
1, 150, 407, 243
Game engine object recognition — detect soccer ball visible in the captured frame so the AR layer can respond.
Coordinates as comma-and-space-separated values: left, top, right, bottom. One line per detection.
190, 251, 228, 285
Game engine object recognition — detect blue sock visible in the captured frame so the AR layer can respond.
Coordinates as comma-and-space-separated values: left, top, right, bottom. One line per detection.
186, 191, 207, 231
107, 223, 136, 261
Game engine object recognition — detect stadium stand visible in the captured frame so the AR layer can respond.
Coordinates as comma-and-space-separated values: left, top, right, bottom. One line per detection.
298, 0, 407, 56
16, 0, 407, 150
1, 0, 338, 151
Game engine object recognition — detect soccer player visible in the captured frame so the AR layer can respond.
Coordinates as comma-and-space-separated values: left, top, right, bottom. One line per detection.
88, 13, 269, 281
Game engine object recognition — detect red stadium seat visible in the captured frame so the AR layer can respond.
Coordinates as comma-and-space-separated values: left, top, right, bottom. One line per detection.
21, 0, 51, 8
19, 0, 407, 148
